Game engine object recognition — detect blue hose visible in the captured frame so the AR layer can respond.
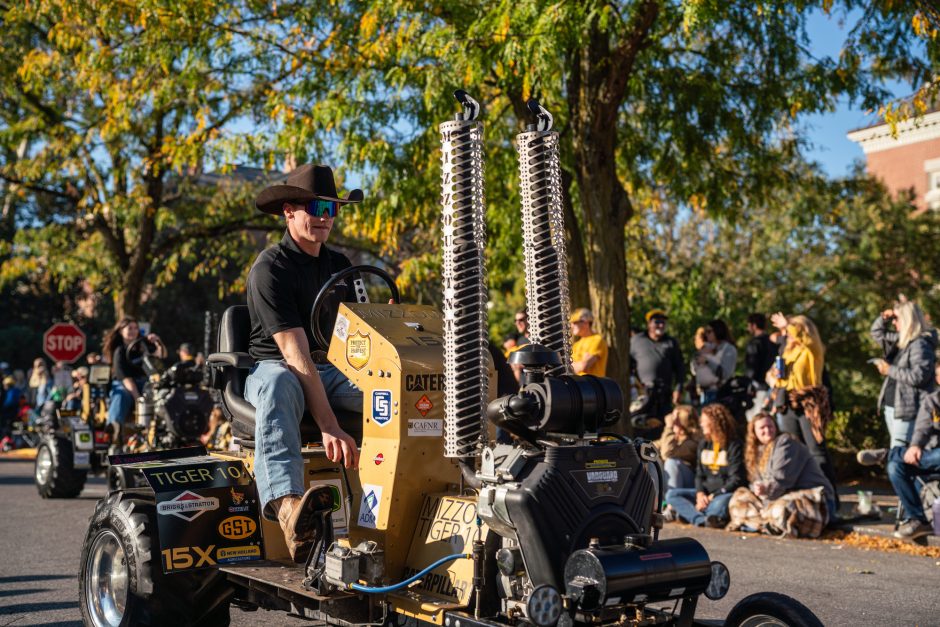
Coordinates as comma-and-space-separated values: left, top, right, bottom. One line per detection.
349, 553, 470, 594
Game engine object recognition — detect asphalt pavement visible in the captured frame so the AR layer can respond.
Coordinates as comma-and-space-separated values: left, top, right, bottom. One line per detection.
1, 455, 937, 626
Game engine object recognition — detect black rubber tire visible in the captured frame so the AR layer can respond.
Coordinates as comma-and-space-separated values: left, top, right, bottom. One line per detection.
78, 491, 233, 626
35, 435, 88, 499
724, 592, 823, 627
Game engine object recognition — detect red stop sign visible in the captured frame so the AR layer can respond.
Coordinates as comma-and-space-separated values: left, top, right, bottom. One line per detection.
43, 322, 86, 364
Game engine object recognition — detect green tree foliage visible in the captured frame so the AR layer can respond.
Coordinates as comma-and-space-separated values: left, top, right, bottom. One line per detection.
259, 0, 938, 386
0, 0, 302, 318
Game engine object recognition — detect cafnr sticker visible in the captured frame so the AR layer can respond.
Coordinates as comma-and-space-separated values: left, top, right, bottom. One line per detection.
333, 313, 350, 342
357, 484, 383, 529
346, 331, 371, 370
409, 419, 442, 437
415, 394, 433, 417
157, 491, 219, 521
372, 390, 392, 426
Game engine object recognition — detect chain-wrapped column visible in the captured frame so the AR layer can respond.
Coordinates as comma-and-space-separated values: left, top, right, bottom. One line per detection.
440, 91, 489, 459
516, 101, 572, 374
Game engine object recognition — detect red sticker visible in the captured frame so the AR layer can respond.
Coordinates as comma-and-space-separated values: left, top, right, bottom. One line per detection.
416, 395, 433, 417
374, 453, 384, 465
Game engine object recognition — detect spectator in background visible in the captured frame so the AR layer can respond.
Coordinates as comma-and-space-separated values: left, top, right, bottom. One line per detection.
665, 404, 746, 527
1, 376, 22, 439
727, 413, 834, 537
869, 302, 937, 450
768, 312, 838, 502
86, 352, 102, 366
690, 327, 719, 405
63, 367, 89, 412
744, 313, 776, 421
201, 406, 233, 451
630, 309, 685, 421
570, 308, 608, 376
690, 320, 736, 405
27, 358, 51, 407
886, 362, 940, 539
657, 405, 703, 491
52, 360, 73, 394
503, 309, 530, 353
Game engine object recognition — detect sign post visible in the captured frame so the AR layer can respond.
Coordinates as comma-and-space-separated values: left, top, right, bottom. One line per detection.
43, 322, 86, 364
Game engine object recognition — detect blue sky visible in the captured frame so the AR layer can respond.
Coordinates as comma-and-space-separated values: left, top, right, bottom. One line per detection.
800, 8, 913, 178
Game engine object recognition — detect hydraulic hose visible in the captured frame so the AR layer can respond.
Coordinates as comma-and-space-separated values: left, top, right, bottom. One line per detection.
348, 553, 470, 594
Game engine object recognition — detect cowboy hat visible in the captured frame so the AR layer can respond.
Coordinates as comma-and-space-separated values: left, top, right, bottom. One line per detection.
255, 164, 364, 215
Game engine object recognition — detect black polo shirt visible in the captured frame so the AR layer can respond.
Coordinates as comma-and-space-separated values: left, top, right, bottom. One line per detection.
247, 231, 353, 361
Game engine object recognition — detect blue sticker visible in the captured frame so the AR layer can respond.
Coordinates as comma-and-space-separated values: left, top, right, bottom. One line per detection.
372, 390, 392, 426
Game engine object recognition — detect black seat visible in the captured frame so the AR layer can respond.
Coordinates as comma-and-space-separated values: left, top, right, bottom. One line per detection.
208, 305, 357, 448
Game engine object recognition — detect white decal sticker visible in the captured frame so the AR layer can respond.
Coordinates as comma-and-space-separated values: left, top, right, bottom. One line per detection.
408, 418, 443, 437
157, 491, 220, 521
587, 470, 618, 483
73, 451, 90, 468
333, 313, 350, 342
357, 484, 383, 529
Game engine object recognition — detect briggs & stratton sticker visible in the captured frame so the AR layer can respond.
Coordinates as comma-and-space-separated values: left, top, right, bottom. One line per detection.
157, 491, 220, 521
346, 331, 371, 370
357, 483, 383, 529
415, 394, 433, 417
408, 418, 443, 437
372, 390, 392, 426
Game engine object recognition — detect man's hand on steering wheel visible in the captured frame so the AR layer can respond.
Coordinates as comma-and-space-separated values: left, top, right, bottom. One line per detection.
321, 424, 359, 468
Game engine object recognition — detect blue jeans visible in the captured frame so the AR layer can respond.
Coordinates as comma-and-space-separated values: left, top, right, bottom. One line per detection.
884, 406, 915, 448
246, 360, 362, 520
663, 458, 696, 491
887, 446, 940, 522
107, 381, 135, 425
665, 487, 733, 526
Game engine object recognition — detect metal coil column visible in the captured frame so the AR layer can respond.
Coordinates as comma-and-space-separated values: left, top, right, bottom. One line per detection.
440, 91, 489, 458
516, 100, 572, 374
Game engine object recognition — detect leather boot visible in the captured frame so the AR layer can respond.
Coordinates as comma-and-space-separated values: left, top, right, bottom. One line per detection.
273, 485, 334, 563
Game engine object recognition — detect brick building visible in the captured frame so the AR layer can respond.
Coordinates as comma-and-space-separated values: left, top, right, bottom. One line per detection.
846, 109, 940, 212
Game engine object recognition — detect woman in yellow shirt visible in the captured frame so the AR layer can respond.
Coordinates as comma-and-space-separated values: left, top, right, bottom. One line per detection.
769, 312, 837, 506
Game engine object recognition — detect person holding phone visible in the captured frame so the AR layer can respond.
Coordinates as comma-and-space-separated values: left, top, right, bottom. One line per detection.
869, 302, 937, 450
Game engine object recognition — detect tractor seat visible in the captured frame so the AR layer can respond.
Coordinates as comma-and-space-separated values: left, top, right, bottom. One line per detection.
207, 305, 360, 448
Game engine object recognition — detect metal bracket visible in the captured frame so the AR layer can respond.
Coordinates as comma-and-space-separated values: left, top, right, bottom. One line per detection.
526, 98, 553, 132
454, 90, 480, 121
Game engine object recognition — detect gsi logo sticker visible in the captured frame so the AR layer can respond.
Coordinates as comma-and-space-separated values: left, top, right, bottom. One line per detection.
218, 516, 257, 540
372, 390, 392, 426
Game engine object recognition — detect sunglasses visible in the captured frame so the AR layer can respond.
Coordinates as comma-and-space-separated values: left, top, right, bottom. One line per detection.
515, 318, 527, 323
302, 199, 340, 218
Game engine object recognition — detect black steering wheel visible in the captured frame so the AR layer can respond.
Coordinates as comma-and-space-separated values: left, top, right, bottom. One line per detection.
125, 336, 163, 377
310, 265, 400, 351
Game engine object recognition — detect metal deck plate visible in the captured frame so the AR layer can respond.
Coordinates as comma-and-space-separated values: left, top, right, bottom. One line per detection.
219, 559, 330, 602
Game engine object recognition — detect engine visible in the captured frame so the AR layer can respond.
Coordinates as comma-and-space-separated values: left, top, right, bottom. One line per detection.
139, 363, 213, 448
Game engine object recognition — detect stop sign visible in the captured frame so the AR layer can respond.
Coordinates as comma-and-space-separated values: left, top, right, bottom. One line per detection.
43, 322, 86, 364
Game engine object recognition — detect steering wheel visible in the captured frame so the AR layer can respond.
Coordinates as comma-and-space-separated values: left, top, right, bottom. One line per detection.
125, 336, 163, 377
310, 265, 400, 351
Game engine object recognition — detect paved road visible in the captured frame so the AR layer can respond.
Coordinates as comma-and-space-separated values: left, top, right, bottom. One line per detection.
1, 455, 936, 626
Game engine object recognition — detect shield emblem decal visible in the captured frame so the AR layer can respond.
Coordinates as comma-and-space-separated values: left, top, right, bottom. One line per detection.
346, 331, 371, 370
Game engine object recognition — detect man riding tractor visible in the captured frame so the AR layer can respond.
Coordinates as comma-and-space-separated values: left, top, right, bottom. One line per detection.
248, 164, 365, 561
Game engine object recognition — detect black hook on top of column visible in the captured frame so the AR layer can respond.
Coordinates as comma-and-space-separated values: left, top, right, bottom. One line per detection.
526, 98, 553, 132
454, 90, 480, 121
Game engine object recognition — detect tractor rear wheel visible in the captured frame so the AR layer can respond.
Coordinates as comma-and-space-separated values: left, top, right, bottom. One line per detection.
35, 435, 87, 498
724, 592, 823, 627
79, 490, 232, 626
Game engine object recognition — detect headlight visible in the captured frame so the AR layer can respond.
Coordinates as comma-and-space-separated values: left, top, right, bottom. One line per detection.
526, 584, 562, 627
705, 561, 731, 600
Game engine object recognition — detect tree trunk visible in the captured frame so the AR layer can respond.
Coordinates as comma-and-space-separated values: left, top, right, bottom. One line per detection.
562, 168, 591, 311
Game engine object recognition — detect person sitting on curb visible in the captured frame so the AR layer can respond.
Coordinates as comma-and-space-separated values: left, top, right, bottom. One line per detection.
664, 403, 746, 527
886, 362, 940, 540
726, 413, 835, 537
656, 405, 702, 491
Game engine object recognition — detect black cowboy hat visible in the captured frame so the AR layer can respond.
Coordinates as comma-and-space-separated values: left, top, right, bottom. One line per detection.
255, 164, 363, 215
